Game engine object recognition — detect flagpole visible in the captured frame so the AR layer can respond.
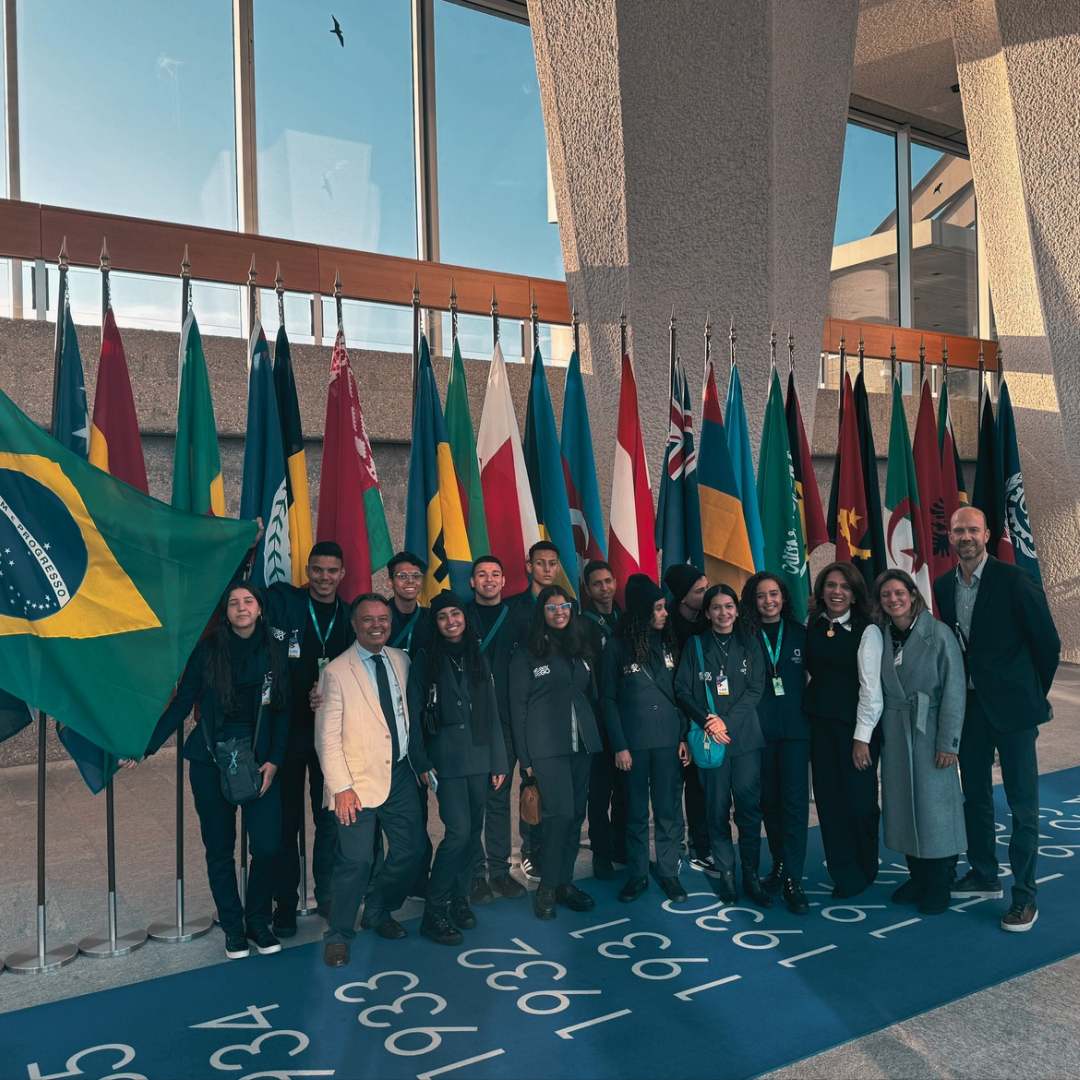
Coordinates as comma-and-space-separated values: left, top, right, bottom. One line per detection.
890, 334, 897, 387
919, 334, 926, 388
572, 303, 580, 357
729, 315, 736, 372
180, 245, 191, 326
858, 330, 865, 378
620, 303, 627, 359
668, 307, 676, 394
977, 341, 985, 416
770, 325, 777, 370
837, 330, 846, 432
703, 312, 712, 397
491, 287, 500, 347
412, 273, 421, 397
788, 327, 794, 374
6, 240, 78, 974
275, 262, 285, 329
334, 268, 344, 335
450, 279, 458, 344
531, 290, 540, 355
941, 338, 948, 396
248, 256, 258, 336
994, 341, 1002, 398
100, 238, 111, 322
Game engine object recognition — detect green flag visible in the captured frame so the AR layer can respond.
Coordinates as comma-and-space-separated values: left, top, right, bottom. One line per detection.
174, 311, 226, 516
444, 337, 490, 558
756, 367, 808, 619
0, 385, 256, 759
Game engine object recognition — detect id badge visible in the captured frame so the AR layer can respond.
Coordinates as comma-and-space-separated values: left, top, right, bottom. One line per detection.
664, 651, 675, 670
288, 631, 301, 660
261, 674, 273, 706
893, 649, 903, 667
717, 675, 730, 696
318, 656, 330, 673
772, 675, 785, 696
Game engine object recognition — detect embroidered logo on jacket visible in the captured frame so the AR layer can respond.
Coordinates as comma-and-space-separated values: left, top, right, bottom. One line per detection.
272, 627, 286, 641
533, 665, 551, 678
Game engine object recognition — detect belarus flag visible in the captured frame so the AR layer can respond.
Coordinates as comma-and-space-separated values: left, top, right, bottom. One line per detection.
476, 341, 540, 595
608, 354, 657, 604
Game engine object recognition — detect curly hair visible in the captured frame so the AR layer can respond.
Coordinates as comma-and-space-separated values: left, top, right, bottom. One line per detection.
203, 583, 289, 712
739, 572, 797, 636
424, 610, 490, 689
525, 585, 591, 661
616, 603, 680, 667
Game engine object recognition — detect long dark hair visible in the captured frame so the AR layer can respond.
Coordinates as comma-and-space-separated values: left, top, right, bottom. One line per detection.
616, 602, 679, 668
525, 585, 591, 661
703, 582, 754, 652
203, 582, 288, 711
424, 613, 490, 689
739, 572, 798, 636
809, 561, 870, 623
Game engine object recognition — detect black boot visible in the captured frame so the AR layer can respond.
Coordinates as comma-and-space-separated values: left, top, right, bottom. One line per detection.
761, 860, 785, 893
534, 884, 557, 920
892, 854, 925, 905
742, 871, 774, 909
717, 871, 738, 905
449, 896, 477, 930
783, 879, 810, 915
918, 857, 952, 915
420, 907, 464, 946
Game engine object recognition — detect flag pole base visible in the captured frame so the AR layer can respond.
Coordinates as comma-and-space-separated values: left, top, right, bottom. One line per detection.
147, 915, 212, 944
5, 941, 77, 974
78, 928, 147, 959
298, 902, 316, 916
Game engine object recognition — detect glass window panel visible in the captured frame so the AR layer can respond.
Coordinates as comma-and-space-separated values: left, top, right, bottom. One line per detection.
0, 261, 10, 317
439, 312, 570, 365
829, 123, 899, 325
16, 1, 237, 228
434, 3, 564, 280
257, 288, 316, 346
0, 22, 6, 199
320, 297, 413, 352
254, 0, 417, 257
910, 143, 977, 337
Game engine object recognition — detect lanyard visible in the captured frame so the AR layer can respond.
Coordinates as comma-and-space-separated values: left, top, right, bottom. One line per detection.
479, 606, 509, 653
760, 623, 784, 675
584, 609, 615, 636
693, 636, 717, 714
391, 608, 420, 650
308, 598, 340, 658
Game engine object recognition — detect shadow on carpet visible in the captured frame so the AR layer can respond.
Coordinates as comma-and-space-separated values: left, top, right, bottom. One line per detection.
3, 768, 1080, 1080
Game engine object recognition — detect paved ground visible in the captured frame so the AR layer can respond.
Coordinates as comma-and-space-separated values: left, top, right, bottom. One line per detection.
1, 665, 1078, 1078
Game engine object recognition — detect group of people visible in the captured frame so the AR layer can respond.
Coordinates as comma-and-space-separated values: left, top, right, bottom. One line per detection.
139, 504, 1060, 967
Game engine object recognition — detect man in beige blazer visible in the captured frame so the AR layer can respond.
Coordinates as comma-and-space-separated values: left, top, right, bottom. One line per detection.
316, 592, 423, 966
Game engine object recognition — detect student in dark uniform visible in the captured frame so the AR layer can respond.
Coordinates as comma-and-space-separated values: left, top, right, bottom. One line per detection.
385, 551, 433, 901
739, 572, 810, 915
803, 562, 883, 900
601, 574, 689, 904
144, 583, 290, 960
267, 541, 354, 937
509, 584, 601, 920
663, 563, 714, 877
675, 583, 768, 907
466, 556, 529, 904
503, 540, 563, 880
408, 592, 508, 946
581, 559, 627, 880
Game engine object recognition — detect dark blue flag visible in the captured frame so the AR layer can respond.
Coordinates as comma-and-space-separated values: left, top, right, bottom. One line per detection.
995, 379, 1040, 580
656, 355, 704, 578
55, 306, 89, 459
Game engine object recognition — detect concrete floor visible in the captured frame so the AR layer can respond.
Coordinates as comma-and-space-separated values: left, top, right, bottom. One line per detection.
1, 665, 1078, 1079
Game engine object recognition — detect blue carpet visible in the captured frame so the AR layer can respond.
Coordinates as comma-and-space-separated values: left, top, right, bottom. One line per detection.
4, 767, 1080, 1080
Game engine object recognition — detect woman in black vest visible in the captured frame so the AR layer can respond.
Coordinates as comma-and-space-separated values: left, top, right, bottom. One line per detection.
739, 572, 811, 914
804, 562, 883, 899
144, 583, 290, 960
600, 574, 689, 905
408, 592, 508, 946
509, 584, 602, 920
675, 584, 768, 907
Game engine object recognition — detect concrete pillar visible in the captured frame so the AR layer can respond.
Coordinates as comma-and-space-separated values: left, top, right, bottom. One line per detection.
952, 0, 1080, 658
529, 0, 858, 507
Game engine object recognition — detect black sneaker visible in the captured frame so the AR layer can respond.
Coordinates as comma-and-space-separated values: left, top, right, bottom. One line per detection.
420, 909, 464, 946
272, 906, 297, 938
659, 876, 688, 903
246, 926, 282, 955
490, 873, 528, 900
1001, 901, 1038, 932
449, 896, 477, 930
521, 853, 541, 882
620, 876, 649, 903
225, 932, 250, 959
469, 877, 495, 906
951, 871, 1003, 899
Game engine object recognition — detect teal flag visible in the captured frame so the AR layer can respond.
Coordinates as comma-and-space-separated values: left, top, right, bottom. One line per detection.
0, 386, 256, 760
725, 363, 765, 571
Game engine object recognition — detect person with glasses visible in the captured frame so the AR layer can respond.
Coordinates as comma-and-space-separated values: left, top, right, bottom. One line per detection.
600, 574, 688, 904
675, 584, 768, 907
407, 592, 508, 945
738, 572, 811, 915
509, 584, 601, 920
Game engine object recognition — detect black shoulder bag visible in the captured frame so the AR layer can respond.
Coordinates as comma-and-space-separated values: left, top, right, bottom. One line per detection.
203, 677, 267, 806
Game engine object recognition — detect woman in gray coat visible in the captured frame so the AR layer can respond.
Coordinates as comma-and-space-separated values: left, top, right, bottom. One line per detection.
858, 569, 966, 915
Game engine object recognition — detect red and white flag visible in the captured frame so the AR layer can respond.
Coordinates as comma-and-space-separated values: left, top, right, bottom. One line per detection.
476, 341, 541, 595
608, 354, 658, 604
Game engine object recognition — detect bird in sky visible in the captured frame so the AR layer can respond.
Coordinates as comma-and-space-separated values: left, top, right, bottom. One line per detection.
933, 181, 943, 194
330, 15, 344, 47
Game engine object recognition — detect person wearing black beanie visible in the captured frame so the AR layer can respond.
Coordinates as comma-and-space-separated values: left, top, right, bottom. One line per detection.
600, 574, 689, 904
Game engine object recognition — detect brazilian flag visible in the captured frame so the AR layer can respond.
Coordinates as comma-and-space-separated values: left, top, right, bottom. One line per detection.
0, 387, 256, 760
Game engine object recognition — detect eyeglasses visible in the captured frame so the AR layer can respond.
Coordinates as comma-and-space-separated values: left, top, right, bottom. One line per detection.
394, 572, 424, 582
544, 603, 572, 614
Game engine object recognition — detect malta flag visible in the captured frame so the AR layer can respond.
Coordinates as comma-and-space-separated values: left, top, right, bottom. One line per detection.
608, 354, 657, 604
476, 341, 540, 596
316, 329, 393, 593
273, 324, 313, 584
912, 378, 950, 588
404, 336, 473, 601
560, 349, 607, 592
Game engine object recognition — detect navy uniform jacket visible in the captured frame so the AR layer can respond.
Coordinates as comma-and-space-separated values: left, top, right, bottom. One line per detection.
146, 638, 290, 768
466, 600, 518, 722
754, 621, 810, 742
406, 650, 508, 780
933, 556, 1060, 732
674, 630, 765, 757
600, 633, 684, 752
390, 601, 432, 657
505, 587, 541, 643
508, 646, 601, 770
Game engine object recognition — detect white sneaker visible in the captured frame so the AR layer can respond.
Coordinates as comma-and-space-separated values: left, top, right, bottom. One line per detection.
689, 853, 720, 877
520, 854, 541, 882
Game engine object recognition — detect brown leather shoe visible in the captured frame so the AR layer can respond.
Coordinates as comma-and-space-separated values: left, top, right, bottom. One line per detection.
323, 941, 349, 967
363, 917, 407, 940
